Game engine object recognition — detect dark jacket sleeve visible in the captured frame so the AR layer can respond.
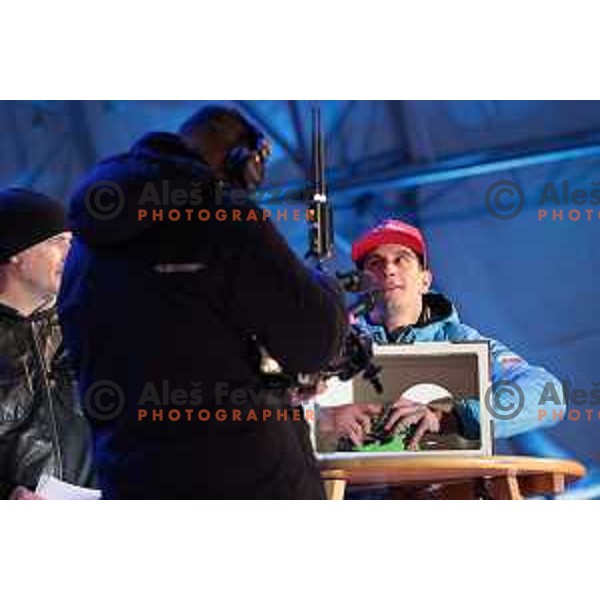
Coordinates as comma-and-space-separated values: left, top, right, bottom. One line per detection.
226, 215, 347, 375
0, 424, 22, 499
0, 479, 16, 499
0, 376, 24, 499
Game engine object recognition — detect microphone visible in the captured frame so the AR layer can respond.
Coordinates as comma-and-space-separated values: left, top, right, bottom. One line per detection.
336, 270, 381, 318
336, 270, 379, 293
306, 104, 333, 264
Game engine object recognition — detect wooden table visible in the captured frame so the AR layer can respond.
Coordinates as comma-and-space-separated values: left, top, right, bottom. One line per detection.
320, 455, 586, 500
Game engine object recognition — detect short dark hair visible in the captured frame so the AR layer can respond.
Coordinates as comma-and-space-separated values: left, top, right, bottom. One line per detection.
179, 105, 261, 150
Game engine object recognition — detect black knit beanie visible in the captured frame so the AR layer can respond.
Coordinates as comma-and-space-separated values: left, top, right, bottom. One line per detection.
0, 187, 66, 263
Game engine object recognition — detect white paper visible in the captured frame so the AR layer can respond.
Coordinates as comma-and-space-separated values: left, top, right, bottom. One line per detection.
402, 383, 453, 405
36, 475, 102, 500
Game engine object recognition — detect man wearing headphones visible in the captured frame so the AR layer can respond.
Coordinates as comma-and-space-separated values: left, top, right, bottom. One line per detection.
59, 105, 347, 499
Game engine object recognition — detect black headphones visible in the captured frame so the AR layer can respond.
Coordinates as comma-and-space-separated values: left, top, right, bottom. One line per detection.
223, 132, 271, 192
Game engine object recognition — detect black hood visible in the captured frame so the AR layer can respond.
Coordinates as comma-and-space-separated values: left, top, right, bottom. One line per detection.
68, 132, 214, 246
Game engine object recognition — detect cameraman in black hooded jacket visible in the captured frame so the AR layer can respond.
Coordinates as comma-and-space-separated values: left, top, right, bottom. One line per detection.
59, 105, 347, 499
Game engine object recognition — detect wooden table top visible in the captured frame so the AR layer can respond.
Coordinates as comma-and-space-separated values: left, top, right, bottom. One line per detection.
320, 455, 587, 487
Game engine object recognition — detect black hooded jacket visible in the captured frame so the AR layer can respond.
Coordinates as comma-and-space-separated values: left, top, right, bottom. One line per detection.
59, 132, 347, 499
0, 303, 95, 498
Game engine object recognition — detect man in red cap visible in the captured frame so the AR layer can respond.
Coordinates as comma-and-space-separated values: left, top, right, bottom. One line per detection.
318, 218, 564, 450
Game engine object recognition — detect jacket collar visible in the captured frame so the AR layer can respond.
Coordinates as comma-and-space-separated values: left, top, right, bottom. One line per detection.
358, 292, 459, 342
0, 301, 57, 324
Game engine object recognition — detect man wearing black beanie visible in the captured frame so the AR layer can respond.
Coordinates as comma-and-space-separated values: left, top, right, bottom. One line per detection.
0, 187, 95, 499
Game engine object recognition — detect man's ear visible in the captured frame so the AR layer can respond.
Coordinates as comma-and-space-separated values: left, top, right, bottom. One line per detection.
420, 269, 433, 293
7, 254, 23, 271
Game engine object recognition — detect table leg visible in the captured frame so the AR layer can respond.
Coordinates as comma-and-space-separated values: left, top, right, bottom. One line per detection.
323, 478, 347, 500
486, 473, 523, 500
519, 473, 565, 498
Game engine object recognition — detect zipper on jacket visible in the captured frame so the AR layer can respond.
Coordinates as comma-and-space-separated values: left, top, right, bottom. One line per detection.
29, 320, 64, 480
396, 326, 414, 344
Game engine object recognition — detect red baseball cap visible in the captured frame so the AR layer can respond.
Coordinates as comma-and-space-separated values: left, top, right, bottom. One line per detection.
352, 219, 427, 266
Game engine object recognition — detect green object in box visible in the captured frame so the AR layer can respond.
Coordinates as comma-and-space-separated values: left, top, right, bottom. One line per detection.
354, 424, 420, 453
336, 412, 421, 453
358, 436, 408, 452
